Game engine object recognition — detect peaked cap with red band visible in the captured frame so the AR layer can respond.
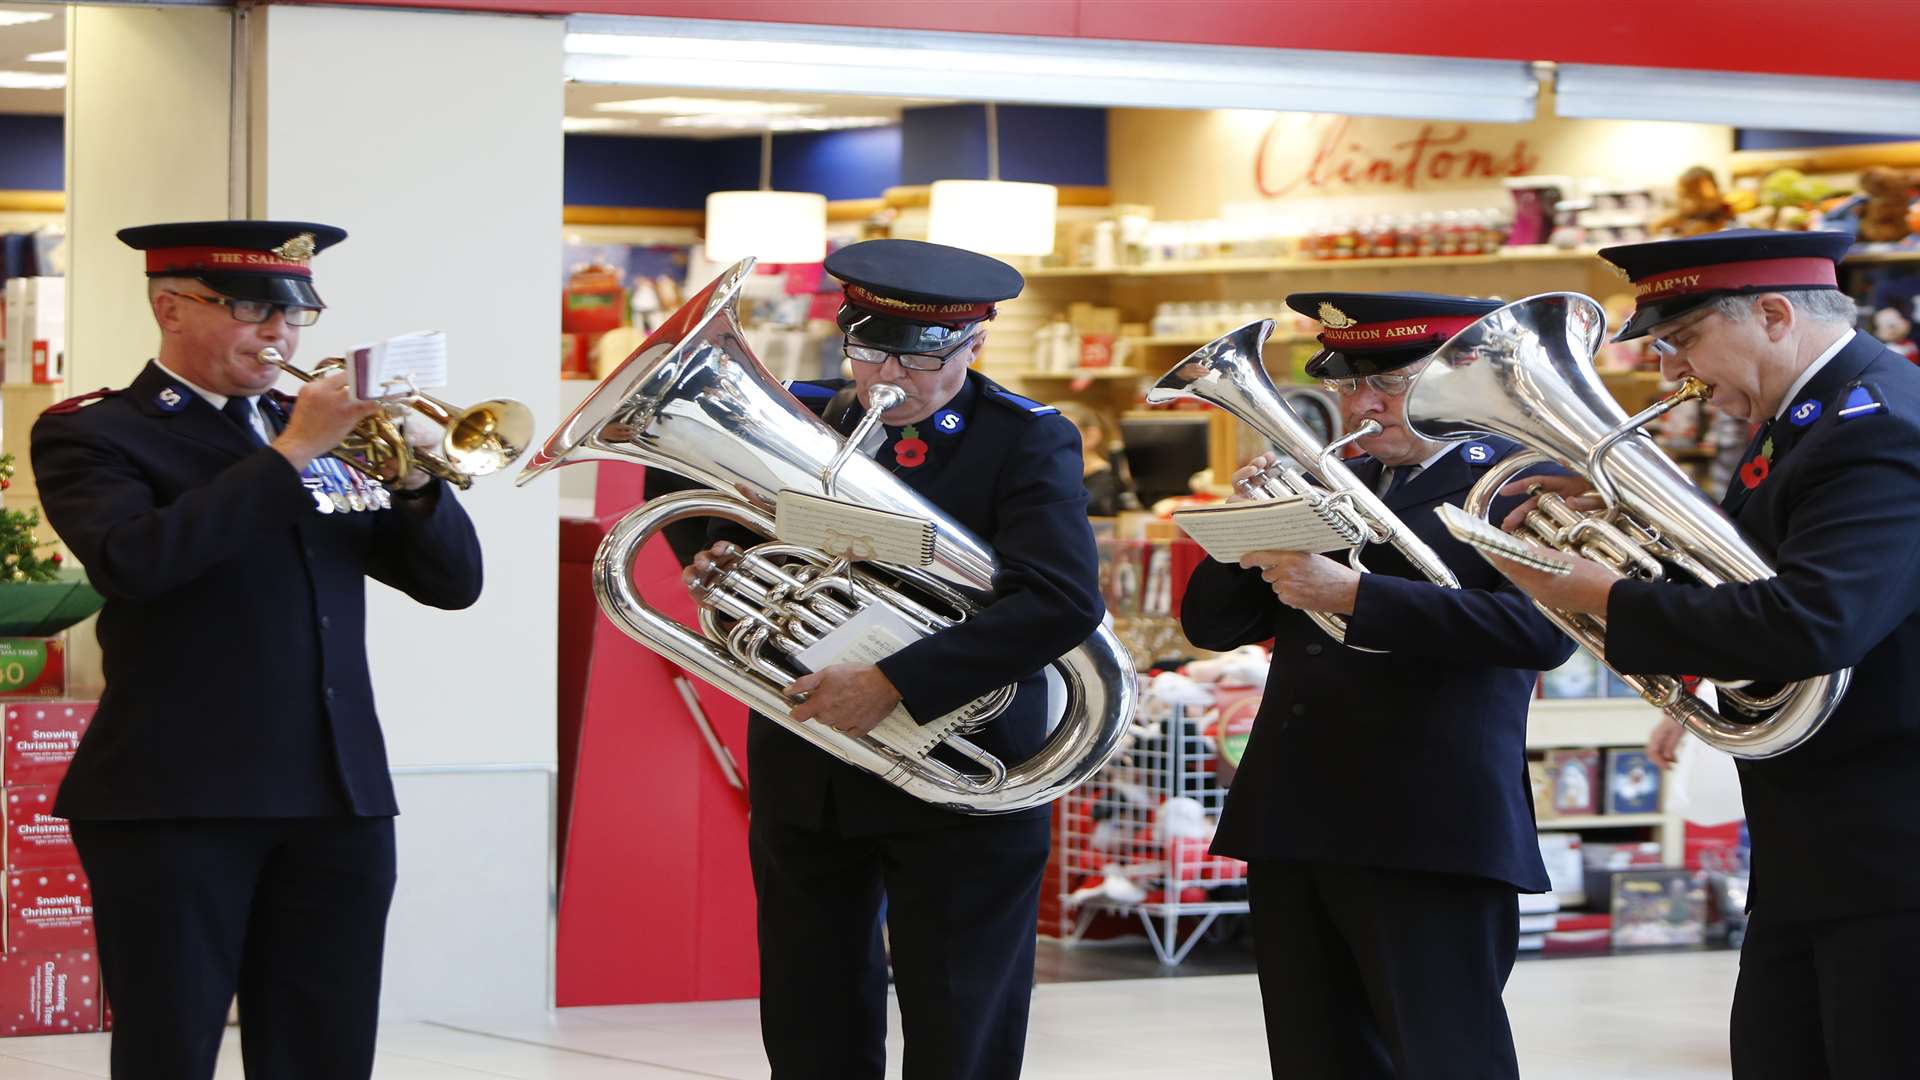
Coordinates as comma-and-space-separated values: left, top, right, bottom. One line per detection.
1599, 228, 1853, 342
825, 238, 1023, 356
1286, 291, 1502, 380
118, 219, 347, 309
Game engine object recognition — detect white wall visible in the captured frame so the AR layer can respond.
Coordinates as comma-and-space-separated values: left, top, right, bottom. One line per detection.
252, 5, 563, 1016
65, 5, 232, 393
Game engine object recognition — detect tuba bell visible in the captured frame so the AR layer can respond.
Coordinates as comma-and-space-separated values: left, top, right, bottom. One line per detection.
516, 258, 1135, 813
1404, 291, 1850, 759
1147, 319, 1461, 649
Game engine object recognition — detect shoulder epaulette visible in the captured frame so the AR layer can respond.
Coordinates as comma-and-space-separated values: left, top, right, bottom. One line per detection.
43, 388, 120, 416
1456, 435, 1521, 467
784, 380, 839, 402
981, 382, 1059, 417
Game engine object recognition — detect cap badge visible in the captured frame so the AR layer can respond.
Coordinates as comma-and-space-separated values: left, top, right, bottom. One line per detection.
1318, 303, 1356, 329
271, 232, 317, 264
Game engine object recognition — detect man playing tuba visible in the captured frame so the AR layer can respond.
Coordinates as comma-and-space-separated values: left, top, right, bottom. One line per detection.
1488, 229, 1920, 1080
668, 239, 1104, 1080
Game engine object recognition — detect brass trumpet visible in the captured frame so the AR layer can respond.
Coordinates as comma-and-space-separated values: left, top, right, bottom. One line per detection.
258, 347, 533, 490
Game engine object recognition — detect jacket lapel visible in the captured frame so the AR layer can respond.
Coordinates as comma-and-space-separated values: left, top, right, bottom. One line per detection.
1385, 448, 1470, 510
129, 361, 256, 458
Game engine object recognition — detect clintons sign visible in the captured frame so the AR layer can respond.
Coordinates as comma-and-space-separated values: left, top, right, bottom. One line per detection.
1255, 115, 1541, 198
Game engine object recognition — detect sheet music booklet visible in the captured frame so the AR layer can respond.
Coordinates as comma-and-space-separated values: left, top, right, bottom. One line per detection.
774, 490, 937, 567
347, 330, 449, 400
1172, 495, 1355, 563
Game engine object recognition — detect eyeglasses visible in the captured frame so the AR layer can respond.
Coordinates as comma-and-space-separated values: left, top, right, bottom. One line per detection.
843, 334, 977, 373
1648, 310, 1718, 361
165, 290, 321, 327
1322, 368, 1421, 397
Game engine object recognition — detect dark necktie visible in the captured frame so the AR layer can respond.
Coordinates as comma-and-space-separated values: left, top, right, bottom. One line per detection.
1380, 465, 1415, 498
221, 396, 268, 448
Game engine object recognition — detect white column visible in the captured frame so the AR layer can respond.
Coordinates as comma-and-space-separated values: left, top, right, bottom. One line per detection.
64, 5, 233, 392
249, 5, 563, 1016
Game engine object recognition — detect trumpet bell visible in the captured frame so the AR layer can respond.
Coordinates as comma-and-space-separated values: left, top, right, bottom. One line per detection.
443, 399, 535, 477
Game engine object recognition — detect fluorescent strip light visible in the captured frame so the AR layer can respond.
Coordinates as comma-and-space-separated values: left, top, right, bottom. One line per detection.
562, 116, 648, 134
0, 70, 63, 90
659, 114, 892, 132
593, 95, 821, 117
564, 17, 1538, 123
1557, 64, 1920, 137
0, 12, 53, 28
25, 50, 65, 64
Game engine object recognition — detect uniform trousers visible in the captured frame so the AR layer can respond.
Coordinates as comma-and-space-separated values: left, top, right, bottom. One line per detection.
1246, 859, 1522, 1080
69, 817, 397, 1080
1730, 906, 1920, 1079
749, 809, 1051, 1080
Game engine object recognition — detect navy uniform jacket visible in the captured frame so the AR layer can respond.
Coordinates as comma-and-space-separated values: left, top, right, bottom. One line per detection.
1182, 438, 1573, 891
1608, 333, 1920, 923
31, 361, 484, 820
670, 370, 1104, 836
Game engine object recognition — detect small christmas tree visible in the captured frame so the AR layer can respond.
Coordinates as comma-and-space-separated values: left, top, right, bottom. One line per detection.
0, 453, 64, 584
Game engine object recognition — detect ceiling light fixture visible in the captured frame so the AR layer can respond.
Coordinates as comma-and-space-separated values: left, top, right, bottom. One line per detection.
0, 70, 63, 90
927, 103, 1057, 257
564, 17, 1537, 123
592, 95, 821, 117
704, 130, 826, 264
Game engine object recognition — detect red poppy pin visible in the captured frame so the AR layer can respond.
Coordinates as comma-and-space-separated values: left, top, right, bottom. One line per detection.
893, 425, 929, 469
1739, 456, 1769, 489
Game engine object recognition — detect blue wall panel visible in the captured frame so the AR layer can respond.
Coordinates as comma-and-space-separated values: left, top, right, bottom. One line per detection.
0, 114, 63, 191
900, 104, 1106, 187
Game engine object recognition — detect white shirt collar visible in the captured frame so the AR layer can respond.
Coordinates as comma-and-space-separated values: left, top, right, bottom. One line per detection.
152, 357, 233, 411
1773, 329, 1855, 422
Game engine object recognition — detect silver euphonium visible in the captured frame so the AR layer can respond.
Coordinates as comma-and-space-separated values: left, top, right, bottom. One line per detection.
516, 259, 1134, 813
1148, 319, 1461, 648
1404, 292, 1850, 759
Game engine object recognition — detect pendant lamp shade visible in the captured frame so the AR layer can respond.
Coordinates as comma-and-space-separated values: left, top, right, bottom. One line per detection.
704, 190, 827, 263
927, 179, 1058, 256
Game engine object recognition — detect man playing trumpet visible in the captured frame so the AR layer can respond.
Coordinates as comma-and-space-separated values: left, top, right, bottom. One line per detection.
31, 220, 484, 1079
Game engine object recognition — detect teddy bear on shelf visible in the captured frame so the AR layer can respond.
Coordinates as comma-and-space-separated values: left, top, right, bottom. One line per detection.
1653, 166, 1736, 238
1857, 167, 1920, 244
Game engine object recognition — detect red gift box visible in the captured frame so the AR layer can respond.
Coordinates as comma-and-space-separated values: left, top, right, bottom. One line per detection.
0, 949, 102, 1036
6, 867, 93, 952
4, 700, 93, 787
5, 786, 72, 871
0, 639, 65, 700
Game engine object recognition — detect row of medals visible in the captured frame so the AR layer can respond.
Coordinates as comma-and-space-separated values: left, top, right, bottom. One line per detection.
302, 454, 393, 514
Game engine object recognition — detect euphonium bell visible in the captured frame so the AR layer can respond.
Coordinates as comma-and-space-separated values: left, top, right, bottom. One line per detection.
1147, 319, 1461, 650
1404, 292, 1850, 759
258, 347, 532, 490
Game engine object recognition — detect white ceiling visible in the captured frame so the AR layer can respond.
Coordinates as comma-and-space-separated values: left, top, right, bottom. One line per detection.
0, 2, 63, 116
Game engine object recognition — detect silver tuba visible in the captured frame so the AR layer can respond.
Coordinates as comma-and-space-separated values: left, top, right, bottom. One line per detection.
1148, 319, 1460, 648
516, 259, 1135, 813
1404, 292, 1849, 759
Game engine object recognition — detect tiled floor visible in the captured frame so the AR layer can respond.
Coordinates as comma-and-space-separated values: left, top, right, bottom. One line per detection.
0, 946, 1740, 1078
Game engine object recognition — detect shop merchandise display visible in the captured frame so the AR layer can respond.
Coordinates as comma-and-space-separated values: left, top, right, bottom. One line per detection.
1053, 667, 1257, 965
0, 699, 101, 1036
